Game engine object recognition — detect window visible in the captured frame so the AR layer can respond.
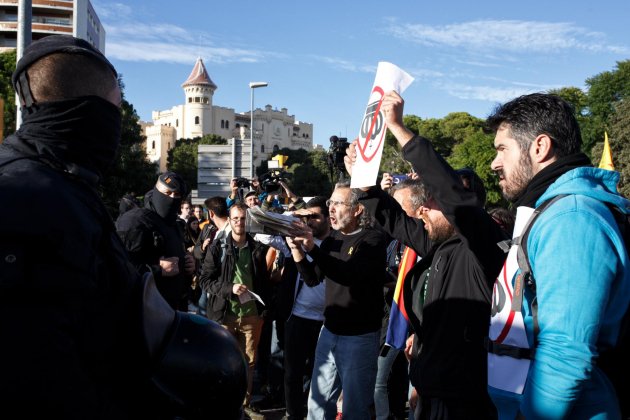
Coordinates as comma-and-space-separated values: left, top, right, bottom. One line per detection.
202, 97, 209, 104
188, 98, 192, 103
152, 141, 155, 150
235, 123, 240, 128
194, 97, 200, 103
261, 145, 265, 153
168, 142, 171, 149
195, 116, 200, 125
221, 120, 225, 129
226, 121, 229, 129
176, 119, 178, 127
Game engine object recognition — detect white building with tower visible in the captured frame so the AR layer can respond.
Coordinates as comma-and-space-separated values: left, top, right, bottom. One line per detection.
143, 58, 313, 173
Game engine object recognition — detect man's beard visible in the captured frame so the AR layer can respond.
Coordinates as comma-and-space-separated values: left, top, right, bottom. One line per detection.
426, 216, 455, 245
499, 153, 534, 201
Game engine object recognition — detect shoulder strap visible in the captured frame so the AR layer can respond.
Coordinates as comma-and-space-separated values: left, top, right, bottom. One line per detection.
510, 194, 569, 314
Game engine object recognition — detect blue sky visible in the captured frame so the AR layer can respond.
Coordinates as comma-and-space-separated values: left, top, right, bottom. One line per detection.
92, 0, 630, 148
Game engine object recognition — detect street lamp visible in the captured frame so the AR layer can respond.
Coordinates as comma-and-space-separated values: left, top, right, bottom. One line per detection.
249, 81, 268, 179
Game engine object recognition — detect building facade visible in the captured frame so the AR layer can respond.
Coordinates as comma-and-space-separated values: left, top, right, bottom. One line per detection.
144, 58, 313, 172
0, 0, 105, 52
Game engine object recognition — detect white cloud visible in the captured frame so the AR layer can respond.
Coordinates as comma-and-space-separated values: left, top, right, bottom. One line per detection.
310, 56, 376, 73
437, 82, 541, 102
94, 5, 275, 64
91, 1, 132, 20
387, 19, 629, 55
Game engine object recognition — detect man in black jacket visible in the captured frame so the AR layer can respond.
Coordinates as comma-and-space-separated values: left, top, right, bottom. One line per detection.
346, 91, 506, 419
116, 171, 196, 311
0, 35, 246, 419
287, 182, 388, 420
199, 202, 271, 408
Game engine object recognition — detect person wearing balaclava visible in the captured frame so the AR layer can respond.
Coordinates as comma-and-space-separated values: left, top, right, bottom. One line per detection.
116, 171, 197, 312
0, 35, 247, 419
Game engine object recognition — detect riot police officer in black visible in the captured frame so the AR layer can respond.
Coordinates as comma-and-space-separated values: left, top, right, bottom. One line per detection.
116, 172, 196, 311
0, 35, 246, 419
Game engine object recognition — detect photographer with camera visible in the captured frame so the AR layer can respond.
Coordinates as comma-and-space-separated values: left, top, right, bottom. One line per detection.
261, 180, 305, 213
226, 176, 263, 208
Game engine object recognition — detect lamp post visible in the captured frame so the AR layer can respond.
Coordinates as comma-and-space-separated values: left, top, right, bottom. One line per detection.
249, 81, 268, 179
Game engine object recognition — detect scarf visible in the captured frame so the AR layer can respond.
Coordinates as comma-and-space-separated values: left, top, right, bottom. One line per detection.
4, 96, 121, 184
513, 153, 592, 208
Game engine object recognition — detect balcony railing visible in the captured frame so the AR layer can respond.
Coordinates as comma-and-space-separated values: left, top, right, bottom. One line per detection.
0, 0, 73, 8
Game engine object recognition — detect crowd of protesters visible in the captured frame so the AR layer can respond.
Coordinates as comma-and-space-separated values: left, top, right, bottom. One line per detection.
2, 34, 628, 420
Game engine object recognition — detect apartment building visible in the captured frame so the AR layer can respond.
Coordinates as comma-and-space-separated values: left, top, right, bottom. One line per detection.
0, 0, 105, 53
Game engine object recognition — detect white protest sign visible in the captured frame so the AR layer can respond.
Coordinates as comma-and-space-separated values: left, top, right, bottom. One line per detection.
350, 62, 414, 188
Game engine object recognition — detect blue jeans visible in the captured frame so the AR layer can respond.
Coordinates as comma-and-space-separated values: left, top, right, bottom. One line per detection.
307, 326, 380, 420
374, 346, 401, 420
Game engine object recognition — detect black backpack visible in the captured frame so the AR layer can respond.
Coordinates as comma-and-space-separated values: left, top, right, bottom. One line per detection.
495, 194, 630, 418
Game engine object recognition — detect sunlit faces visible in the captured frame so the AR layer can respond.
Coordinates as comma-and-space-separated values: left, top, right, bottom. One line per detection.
491, 125, 534, 201
229, 207, 247, 235
327, 187, 361, 233
245, 195, 260, 208
180, 203, 191, 218
193, 206, 204, 220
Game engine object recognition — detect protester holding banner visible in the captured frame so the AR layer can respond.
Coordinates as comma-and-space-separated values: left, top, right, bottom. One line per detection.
346, 90, 506, 419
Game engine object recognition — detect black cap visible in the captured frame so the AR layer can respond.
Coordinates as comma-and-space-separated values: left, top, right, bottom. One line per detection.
12, 35, 117, 108
158, 171, 187, 196
244, 190, 258, 199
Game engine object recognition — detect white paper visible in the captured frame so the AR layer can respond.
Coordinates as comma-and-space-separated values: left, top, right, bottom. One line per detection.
350, 62, 414, 188
488, 206, 535, 394
238, 289, 266, 306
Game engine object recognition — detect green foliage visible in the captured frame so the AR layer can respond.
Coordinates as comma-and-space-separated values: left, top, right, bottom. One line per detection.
591, 99, 630, 198
548, 86, 594, 153
100, 98, 157, 215
447, 130, 507, 207
167, 134, 227, 190
257, 147, 333, 197
584, 60, 630, 154
0, 49, 16, 135
290, 148, 334, 197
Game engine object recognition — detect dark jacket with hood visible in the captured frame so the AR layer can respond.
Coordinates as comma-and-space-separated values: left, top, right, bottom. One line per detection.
116, 191, 190, 311
199, 233, 270, 323
360, 135, 507, 401
0, 95, 163, 418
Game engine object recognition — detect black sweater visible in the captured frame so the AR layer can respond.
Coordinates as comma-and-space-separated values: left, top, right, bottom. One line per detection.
360, 135, 507, 400
296, 228, 387, 336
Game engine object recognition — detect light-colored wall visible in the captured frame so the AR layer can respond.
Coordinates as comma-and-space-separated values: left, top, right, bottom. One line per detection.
143, 71, 314, 182
145, 124, 176, 172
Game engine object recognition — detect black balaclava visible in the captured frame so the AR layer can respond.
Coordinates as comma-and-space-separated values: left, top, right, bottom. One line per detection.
148, 172, 187, 221
4, 35, 120, 184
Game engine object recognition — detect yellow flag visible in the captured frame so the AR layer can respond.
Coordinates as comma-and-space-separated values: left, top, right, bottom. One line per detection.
598, 132, 615, 171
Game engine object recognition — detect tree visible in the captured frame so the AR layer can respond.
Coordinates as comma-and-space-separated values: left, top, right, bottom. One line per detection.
548, 86, 593, 153
380, 114, 422, 174
167, 134, 227, 190
290, 148, 334, 197
100, 95, 158, 215
0, 49, 17, 135
591, 99, 630, 197
447, 130, 507, 207
584, 60, 630, 154
256, 146, 332, 197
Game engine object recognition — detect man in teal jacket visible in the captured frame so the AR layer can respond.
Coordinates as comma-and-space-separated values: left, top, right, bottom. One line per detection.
487, 93, 630, 419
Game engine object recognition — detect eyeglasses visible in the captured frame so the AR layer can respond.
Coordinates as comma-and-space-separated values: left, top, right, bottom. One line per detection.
326, 199, 352, 207
230, 217, 246, 223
